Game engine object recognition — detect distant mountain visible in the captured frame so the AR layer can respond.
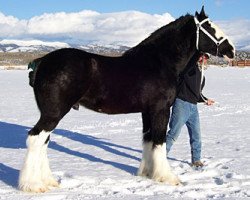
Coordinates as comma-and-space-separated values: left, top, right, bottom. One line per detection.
0, 39, 249, 63
236, 44, 250, 52
0, 39, 70, 52
0, 39, 130, 55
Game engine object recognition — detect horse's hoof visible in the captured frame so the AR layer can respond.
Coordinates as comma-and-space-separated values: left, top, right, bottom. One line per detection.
152, 173, 181, 186
44, 178, 60, 188
169, 176, 181, 186
19, 182, 49, 193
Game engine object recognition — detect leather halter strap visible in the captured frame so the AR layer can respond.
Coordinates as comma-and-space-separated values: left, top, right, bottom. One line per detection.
194, 17, 227, 55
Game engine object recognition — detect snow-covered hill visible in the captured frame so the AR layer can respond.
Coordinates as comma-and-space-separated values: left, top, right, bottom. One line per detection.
0, 39, 70, 52
0, 39, 130, 54
1, 39, 249, 59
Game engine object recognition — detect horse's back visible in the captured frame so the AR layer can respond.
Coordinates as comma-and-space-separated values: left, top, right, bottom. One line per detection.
35, 48, 123, 78
36, 48, 91, 72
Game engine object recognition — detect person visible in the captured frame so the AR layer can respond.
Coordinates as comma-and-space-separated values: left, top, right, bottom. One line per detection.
166, 53, 214, 167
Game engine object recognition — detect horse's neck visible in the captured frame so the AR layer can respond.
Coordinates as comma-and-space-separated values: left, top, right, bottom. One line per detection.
167, 20, 197, 75
172, 49, 197, 76
152, 17, 197, 75
124, 16, 197, 75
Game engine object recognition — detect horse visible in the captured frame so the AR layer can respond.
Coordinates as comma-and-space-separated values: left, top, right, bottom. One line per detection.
19, 7, 235, 192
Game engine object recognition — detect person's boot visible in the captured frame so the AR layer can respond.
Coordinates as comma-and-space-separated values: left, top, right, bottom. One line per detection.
191, 160, 204, 167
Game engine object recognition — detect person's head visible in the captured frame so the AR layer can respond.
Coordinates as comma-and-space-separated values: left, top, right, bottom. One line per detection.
198, 53, 210, 65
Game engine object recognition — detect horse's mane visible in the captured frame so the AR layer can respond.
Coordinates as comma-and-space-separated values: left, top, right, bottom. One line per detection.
123, 13, 193, 56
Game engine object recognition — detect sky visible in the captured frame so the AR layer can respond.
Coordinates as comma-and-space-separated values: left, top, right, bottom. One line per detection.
0, 0, 250, 49
0, 0, 249, 21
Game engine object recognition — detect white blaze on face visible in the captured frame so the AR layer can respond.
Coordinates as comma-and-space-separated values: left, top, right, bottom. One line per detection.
209, 21, 225, 39
209, 21, 236, 55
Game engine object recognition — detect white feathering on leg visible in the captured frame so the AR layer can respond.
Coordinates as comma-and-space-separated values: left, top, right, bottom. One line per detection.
19, 130, 51, 192
138, 142, 180, 185
41, 142, 59, 188
138, 142, 153, 177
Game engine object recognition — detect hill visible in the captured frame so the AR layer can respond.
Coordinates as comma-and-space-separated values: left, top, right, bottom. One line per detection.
0, 39, 249, 68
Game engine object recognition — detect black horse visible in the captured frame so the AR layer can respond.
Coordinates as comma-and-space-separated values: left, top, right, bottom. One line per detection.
19, 7, 235, 192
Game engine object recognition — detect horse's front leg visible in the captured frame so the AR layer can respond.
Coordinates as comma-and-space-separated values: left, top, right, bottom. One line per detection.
138, 106, 180, 185
137, 112, 151, 177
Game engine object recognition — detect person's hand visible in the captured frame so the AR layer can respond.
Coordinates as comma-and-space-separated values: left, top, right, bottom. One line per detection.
206, 99, 215, 106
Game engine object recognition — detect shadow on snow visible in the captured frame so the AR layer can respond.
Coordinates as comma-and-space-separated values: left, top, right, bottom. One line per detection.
0, 121, 140, 188
0, 163, 19, 188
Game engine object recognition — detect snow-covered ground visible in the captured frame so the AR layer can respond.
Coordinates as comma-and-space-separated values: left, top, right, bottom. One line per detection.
0, 65, 27, 70
0, 67, 250, 200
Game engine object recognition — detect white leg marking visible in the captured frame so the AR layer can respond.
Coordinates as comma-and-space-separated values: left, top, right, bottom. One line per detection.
41, 143, 59, 188
19, 130, 52, 192
209, 21, 226, 39
138, 142, 152, 177
138, 142, 180, 185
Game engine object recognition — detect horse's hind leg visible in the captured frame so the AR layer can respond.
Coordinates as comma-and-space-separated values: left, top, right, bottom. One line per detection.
19, 89, 75, 192
19, 114, 62, 192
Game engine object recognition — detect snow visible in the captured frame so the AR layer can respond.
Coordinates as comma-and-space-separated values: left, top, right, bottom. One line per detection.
0, 67, 250, 199
0, 65, 27, 70
0, 39, 70, 49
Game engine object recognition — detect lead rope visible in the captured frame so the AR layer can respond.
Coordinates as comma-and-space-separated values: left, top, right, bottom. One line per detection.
199, 56, 221, 107
194, 16, 226, 106
199, 57, 208, 103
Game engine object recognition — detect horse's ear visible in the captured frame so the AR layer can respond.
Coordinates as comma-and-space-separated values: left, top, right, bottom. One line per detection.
195, 11, 199, 17
200, 6, 206, 17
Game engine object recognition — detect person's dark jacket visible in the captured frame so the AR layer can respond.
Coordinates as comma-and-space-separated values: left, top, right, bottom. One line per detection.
177, 55, 207, 104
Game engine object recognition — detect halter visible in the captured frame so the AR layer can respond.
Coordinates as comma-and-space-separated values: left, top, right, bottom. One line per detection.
194, 17, 228, 56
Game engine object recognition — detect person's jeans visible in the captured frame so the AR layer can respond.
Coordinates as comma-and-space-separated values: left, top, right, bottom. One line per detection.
166, 98, 201, 163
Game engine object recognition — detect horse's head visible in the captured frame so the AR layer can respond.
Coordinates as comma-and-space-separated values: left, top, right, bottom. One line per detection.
194, 6, 235, 60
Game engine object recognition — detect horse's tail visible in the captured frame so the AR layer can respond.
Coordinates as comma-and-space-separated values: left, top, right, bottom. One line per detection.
28, 58, 42, 87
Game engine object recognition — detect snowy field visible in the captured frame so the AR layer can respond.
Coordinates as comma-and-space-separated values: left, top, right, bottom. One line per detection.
0, 67, 250, 200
